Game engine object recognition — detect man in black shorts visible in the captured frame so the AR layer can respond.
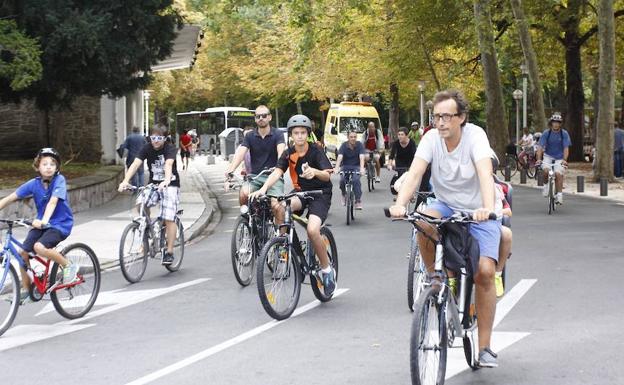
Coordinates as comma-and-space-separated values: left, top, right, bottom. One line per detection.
249, 114, 336, 296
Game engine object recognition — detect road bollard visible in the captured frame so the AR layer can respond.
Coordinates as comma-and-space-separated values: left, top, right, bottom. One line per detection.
600, 178, 608, 196
206, 155, 215, 165
504, 165, 511, 182
520, 169, 527, 184
537, 171, 544, 186
577, 175, 584, 193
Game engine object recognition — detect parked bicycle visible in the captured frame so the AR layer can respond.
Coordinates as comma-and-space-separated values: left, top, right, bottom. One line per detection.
385, 209, 497, 384
118, 184, 184, 283
0, 219, 101, 336
340, 171, 360, 225
256, 190, 338, 320
228, 169, 277, 286
496, 147, 537, 179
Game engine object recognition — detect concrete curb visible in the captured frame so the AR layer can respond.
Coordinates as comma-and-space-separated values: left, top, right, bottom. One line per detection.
511, 181, 624, 205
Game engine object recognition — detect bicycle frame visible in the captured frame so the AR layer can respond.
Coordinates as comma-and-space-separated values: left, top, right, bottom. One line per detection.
0, 222, 79, 297
278, 199, 322, 278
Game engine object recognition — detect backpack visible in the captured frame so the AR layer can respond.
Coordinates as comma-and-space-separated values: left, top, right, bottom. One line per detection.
440, 222, 480, 276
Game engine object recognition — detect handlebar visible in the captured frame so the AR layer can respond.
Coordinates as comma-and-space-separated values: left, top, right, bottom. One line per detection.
383, 208, 498, 223
339, 171, 361, 176
0, 218, 50, 229
266, 190, 325, 202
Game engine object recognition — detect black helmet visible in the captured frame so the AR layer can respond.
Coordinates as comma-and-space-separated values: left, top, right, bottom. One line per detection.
286, 114, 312, 134
36, 148, 61, 165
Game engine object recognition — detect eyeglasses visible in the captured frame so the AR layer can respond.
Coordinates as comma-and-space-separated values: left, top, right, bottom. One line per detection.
432, 113, 460, 122
150, 135, 166, 142
255, 113, 270, 119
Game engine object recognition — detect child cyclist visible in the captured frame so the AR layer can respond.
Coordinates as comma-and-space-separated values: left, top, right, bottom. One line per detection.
118, 125, 181, 265
0, 148, 77, 304
249, 114, 337, 296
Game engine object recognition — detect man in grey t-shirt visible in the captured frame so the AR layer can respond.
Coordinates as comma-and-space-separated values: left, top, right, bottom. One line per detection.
389, 90, 501, 368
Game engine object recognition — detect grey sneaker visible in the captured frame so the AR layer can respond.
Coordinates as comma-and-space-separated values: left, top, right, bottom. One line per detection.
478, 347, 498, 368
19, 291, 30, 305
321, 268, 337, 297
63, 263, 79, 283
162, 252, 174, 265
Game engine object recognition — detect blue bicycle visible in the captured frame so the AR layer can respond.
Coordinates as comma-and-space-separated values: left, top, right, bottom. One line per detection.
0, 219, 101, 336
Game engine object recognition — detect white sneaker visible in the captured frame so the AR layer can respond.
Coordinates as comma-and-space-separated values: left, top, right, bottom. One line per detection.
542, 185, 549, 197
556, 192, 563, 204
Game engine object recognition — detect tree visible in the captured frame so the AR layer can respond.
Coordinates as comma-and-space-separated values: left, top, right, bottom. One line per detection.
594, 0, 615, 181
509, 0, 547, 134
0, 20, 42, 94
0, 1, 182, 109
474, 0, 509, 157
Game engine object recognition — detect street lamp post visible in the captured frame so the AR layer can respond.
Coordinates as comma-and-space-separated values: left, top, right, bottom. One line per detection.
512, 89, 523, 147
520, 63, 528, 129
418, 81, 425, 128
425, 100, 434, 125
143, 90, 151, 136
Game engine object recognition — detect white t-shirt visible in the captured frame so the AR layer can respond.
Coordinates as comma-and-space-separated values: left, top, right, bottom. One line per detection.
521, 133, 534, 148
415, 123, 494, 211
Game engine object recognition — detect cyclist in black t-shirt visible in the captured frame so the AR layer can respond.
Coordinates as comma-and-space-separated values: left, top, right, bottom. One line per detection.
250, 114, 336, 296
118, 125, 181, 265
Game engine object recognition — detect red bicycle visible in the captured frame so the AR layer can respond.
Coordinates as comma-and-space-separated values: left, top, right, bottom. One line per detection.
0, 219, 101, 336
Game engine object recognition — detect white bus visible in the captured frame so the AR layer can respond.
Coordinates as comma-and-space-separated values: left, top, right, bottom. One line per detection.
176, 107, 255, 154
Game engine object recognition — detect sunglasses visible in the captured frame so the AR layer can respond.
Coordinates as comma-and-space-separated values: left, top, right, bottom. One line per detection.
150, 135, 166, 142
255, 113, 270, 119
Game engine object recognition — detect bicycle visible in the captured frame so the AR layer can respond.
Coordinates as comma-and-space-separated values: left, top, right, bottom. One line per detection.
339, 171, 360, 225
517, 147, 538, 179
537, 159, 562, 215
256, 190, 338, 320
0, 219, 101, 336
228, 169, 276, 286
406, 191, 436, 312
118, 184, 185, 283
385, 209, 497, 384
365, 151, 379, 192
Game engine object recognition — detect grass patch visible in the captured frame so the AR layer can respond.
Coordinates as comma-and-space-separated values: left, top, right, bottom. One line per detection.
0, 160, 102, 190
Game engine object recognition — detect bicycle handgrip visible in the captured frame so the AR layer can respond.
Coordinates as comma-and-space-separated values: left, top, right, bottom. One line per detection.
488, 212, 498, 221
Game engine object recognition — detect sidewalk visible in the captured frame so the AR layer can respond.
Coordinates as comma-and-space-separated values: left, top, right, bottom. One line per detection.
505, 162, 624, 203
6, 159, 215, 270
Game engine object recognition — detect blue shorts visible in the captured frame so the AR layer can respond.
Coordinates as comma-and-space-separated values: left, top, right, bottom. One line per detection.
427, 200, 501, 262
22, 228, 67, 253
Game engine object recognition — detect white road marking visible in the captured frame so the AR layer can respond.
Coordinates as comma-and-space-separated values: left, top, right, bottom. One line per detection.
445, 278, 536, 379
226, 198, 239, 202
0, 279, 209, 352
223, 229, 233, 233
124, 288, 350, 385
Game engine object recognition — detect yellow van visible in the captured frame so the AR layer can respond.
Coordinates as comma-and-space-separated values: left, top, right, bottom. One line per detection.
324, 102, 383, 160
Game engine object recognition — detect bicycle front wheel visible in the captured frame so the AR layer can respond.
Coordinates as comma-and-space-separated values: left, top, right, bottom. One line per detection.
0, 262, 20, 336
548, 180, 555, 215
310, 226, 339, 302
51, 243, 101, 319
346, 186, 352, 226
231, 216, 255, 286
407, 231, 425, 312
257, 236, 301, 320
165, 217, 185, 272
119, 221, 148, 283
411, 286, 448, 385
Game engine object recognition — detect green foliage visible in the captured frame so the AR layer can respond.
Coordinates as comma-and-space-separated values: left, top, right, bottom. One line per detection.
0, 1, 182, 109
0, 20, 42, 92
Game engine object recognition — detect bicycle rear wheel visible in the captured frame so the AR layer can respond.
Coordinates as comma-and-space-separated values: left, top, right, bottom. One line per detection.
51, 243, 101, 319
407, 230, 425, 312
505, 154, 518, 177
164, 217, 185, 272
0, 261, 20, 336
346, 185, 353, 225
231, 216, 255, 286
119, 221, 148, 283
257, 236, 301, 320
411, 286, 448, 385
548, 180, 555, 215
310, 226, 339, 302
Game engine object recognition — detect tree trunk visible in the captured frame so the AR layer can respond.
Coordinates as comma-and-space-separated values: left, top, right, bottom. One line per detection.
593, 0, 615, 181
558, 0, 585, 161
388, 83, 400, 141
509, 0, 547, 134
473, 0, 508, 158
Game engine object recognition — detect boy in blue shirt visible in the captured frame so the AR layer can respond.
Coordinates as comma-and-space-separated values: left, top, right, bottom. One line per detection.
536, 113, 572, 204
0, 148, 77, 303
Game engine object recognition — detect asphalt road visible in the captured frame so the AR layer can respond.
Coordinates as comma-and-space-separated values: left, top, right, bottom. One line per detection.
2, 167, 624, 385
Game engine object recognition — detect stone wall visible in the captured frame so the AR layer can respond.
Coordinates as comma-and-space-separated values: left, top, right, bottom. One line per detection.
0, 96, 101, 162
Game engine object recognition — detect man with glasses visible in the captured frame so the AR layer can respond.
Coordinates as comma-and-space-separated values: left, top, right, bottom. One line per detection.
389, 90, 501, 368
118, 125, 181, 265
225, 105, 286, 222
